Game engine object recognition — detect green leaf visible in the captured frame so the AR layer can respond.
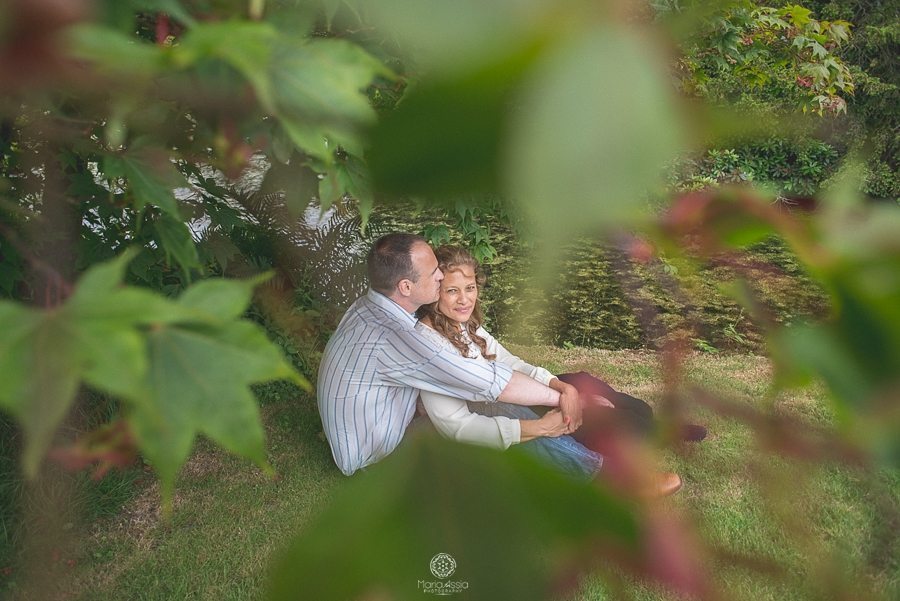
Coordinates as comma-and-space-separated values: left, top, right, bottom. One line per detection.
422, 224, 452, 246
507, 27, 685, 240
131, 319, 305, 508
338, 155, 373, 227
0, 253, 305, 493
271, 39, 391, 124
802, 63, 831, 83
319, 0, 345, 30
259, 161, 320, 219
0, 252, 191, 475
369, 46, 539, 198
809, 41, 828, 59
72, 320, 147, 402
782, 5, 812, 29
0, 305, 83, 477
67, 24, 165, 77
103, 150, 186, 218
67, 247, 138, 297
362, 0, 552, 72
177, 273, 271, 321
317, 169, 342, 212
68, 281, 208, 327
264, 0, 318, 34
20, 317, 85, 476
201, 232, 242, 273
175, 21, 278, 112
63, 250, 208, 399
0, 302, 48, 415
278, 119, 335, 165
268, 433, 638, 601
372, 75, 506, 192
318, 153, 373, 222
152, 214, 200, 276
772, 325, 868, 425
827, 21, 851, 44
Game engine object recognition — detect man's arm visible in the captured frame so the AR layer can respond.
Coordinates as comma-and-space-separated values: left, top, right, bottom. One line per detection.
547, 377, 584, 433
498, 372, 583, 431
379, 329, 515, 401
497, 371, 558, 405
380, 329, 580, 429
478, 328, 582, 431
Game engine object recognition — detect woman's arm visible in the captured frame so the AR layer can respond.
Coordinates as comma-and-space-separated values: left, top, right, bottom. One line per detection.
420, 390, 570, 448
420, 390, 520, 449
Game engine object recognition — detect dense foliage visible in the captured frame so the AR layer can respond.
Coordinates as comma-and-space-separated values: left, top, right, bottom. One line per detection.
657, 0, 897, 200
804, 0, 898, 199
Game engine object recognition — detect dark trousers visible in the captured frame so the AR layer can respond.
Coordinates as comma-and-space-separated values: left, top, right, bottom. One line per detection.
556, 371, 655, 438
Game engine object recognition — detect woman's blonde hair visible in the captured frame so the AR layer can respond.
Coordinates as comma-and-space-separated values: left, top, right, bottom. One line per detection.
416, 245, 495, 360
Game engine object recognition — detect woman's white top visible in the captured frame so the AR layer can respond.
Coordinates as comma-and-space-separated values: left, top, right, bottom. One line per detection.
414, 322, 555, 449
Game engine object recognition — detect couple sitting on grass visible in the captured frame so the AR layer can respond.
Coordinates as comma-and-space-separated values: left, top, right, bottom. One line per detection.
317, 233, 705, 497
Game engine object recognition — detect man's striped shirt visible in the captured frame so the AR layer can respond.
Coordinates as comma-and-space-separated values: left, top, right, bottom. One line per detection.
317, 289, 514, 475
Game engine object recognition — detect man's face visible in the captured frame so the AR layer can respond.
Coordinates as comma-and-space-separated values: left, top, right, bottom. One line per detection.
407, 242, 444, 308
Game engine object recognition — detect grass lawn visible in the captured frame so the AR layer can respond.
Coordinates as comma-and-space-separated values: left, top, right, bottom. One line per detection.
4, 349, 897, 600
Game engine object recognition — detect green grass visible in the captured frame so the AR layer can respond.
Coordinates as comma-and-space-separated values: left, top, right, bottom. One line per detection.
3, 349, 897, 600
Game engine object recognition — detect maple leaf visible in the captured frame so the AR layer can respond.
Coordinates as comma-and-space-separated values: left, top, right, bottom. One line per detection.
0, 250, 308, 510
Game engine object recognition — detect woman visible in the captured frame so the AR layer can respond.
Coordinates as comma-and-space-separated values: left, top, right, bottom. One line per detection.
415, 246, 697, 492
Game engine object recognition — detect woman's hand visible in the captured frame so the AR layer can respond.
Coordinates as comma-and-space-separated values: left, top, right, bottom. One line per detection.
537, 409, 569, 438
519, 409, 569, 442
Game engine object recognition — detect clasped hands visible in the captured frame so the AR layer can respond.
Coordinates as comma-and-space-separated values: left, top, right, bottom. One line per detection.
543, 379, 615, 437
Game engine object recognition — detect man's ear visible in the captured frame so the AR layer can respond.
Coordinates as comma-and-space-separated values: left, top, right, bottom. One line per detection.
397, 279, 412, 297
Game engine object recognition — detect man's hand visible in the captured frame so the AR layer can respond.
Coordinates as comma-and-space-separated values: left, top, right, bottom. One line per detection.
552, 380, 582, 433
496, 373, 583, 432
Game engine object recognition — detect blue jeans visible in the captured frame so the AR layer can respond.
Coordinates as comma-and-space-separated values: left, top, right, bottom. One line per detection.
468, 401, 603, 480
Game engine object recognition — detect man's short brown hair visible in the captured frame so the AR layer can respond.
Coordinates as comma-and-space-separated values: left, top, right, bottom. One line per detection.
367, 233, 428, 295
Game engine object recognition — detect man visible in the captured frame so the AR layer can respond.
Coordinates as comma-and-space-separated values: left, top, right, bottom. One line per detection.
317, 233, 582, 476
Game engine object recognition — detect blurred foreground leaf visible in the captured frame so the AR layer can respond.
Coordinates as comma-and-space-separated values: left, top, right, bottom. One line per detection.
369, 47, 540, 198
0, 251, 308, 507
175, 20, 279, 112
67, 23, 165, 77
268, 432, 639, 601
507, 26, 687, 236
360, 0, 552, 72
272, 38, 392, 126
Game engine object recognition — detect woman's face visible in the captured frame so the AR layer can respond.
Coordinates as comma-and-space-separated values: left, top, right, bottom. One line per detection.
436, 266, 478, 323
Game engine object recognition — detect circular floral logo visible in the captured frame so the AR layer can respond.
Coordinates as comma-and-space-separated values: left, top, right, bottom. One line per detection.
429, 553, 457, 579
